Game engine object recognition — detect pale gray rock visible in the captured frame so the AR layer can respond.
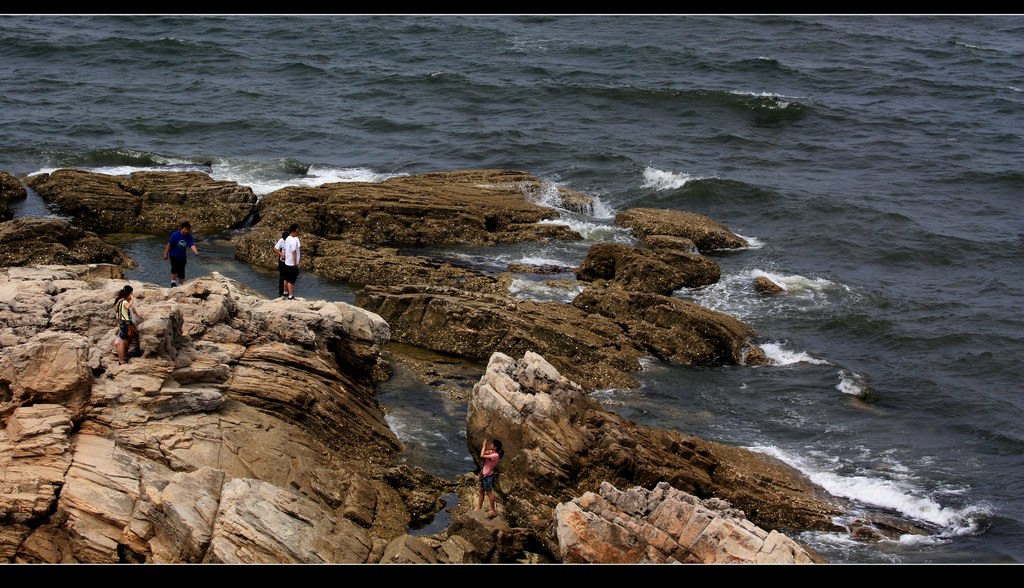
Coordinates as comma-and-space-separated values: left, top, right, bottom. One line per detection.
380, 534, 440, 564
204, 477, 373, 564
554, 481, 822, 564
0, 265, 429, 563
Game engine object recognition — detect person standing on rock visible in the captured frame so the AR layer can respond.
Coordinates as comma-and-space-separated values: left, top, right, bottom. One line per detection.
274, 229, 289, 298
114, 285, 137, 365
476, 438, 504, 517
283, 223, 301, 300
163, 220, 199, 287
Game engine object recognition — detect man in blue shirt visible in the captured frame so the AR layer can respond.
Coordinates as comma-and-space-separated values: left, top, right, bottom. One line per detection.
162, 220, 199, 287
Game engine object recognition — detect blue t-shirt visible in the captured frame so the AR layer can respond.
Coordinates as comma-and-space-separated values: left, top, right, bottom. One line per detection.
168, 230, 195, 258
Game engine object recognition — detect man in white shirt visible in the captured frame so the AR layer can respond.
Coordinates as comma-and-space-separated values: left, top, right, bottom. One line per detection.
283, 224, 301, 300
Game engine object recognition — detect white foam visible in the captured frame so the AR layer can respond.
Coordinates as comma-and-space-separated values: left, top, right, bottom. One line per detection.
641, 166, 715, 190
836, 369, 869, 397
758, 341, 832, 366
507, 278, 583, 304
748, 444, 986, 537
540, 217, 635, 243
218, 165, 402, 196
733, 232, 764, 249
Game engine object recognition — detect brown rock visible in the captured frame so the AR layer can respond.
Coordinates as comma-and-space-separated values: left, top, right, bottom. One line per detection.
466, 350, 849, 558
754, 275, 785, 294
572, 281, 772, 367
25, 169, 258, 234
616, 207, 749, 251
0, 172, 27, 222
0, 266, 440, 563
575, 241, 720, 294
0, 217, 136, 268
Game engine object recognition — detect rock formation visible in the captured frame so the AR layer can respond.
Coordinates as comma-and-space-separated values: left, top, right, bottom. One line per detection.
0, 168, 934, 564
0, 172, 27, 222
26, 169, 258, 234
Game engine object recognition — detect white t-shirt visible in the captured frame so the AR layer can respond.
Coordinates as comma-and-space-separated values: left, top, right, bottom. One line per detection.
284, 235, 301, 267
274, 238, 286, 262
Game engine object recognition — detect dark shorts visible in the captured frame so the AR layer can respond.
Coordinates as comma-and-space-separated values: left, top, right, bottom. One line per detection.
283, 265, 299, 284
170, 255, 187, 278
118, 320, 131, 340
480, 473, 497, 491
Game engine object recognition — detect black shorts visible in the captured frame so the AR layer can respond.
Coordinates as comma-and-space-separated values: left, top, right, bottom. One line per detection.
170, 255, 187, 278
283, 265, 299, 283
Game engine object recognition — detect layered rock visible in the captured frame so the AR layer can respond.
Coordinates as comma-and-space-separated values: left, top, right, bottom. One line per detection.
575, 241, 721, 294
554, 481, 823, 563
616, 207, 750, 251
0, 218, 137, 269
356, 281, 770, 392
0, 168, 927, 564
233, 169, 587, 275
460, 350, 929, 559
0, 265, 445, 563
25, 169, 257, 234
0, 171, 27, 222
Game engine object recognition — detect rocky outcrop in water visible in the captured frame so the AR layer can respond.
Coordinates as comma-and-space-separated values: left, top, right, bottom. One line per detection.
461, 350, 849, 558
554, 481, 822, 564
0, 167, 933, 564
616, 207, 750, 251
356, 280, 770, 393
575, 241, 721, 294
25, 169, 258, 234
0, 218, 137, 269
0, 172, 27, 222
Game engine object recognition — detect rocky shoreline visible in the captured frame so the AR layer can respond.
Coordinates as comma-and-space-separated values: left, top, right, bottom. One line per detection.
0, 169, 931, 563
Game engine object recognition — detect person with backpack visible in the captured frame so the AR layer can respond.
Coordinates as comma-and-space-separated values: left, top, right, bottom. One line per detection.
114, 285, 138, 365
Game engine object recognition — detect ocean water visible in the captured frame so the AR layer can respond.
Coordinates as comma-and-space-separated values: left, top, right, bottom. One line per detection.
1, 14, 1022, 564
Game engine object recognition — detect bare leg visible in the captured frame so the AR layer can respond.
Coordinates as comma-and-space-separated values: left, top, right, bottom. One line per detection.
488, 491, 496, 514
477, 486, 484, 510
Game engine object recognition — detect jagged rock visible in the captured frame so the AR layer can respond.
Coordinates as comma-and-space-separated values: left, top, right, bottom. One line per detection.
575, 241, 721, 294
0, 172, 27, 222
25, 169, 258, 234
356, 284, 646, 391
0, 218, 137, 268
0, 404, 74, 560
0, 265, 435, 563
754, 275, 785, 294
572, 281, 772, 367
616, 207, 749, 251
464, 350, 851, 559
232, 169, 587, 276
554, 481, 824, 564
356, 282, 771, 393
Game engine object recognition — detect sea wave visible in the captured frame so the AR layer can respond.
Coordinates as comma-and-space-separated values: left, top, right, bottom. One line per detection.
749, 444, 988, 540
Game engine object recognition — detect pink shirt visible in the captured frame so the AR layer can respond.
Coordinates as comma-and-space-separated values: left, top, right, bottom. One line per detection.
481, 450, 500, 476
